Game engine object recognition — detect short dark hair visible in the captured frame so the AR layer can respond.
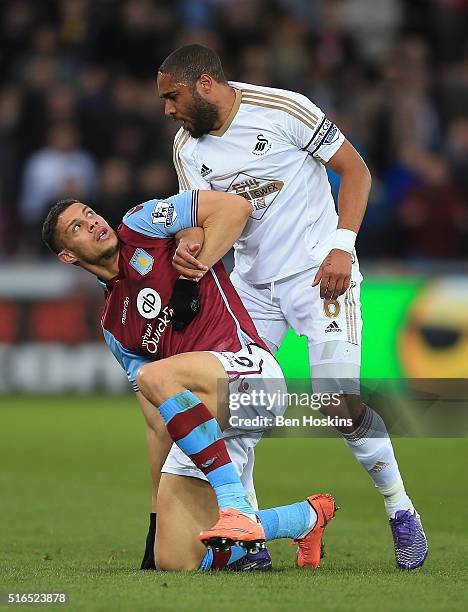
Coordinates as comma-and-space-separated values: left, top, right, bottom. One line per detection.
42, 198, 80, 254
159, 44, 227, 87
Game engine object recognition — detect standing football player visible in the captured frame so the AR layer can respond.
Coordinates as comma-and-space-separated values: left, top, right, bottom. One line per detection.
156, 44, 428, 570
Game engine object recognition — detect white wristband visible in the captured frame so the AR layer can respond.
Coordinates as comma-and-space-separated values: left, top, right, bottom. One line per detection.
333, 228, 357, 254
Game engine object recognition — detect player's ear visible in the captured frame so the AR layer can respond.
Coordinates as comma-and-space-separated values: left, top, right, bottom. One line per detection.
58, 249, 77, 265
197, 74, 213, 94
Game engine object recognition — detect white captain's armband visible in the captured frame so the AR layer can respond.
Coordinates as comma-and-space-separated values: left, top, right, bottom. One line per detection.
303, 117, 344, 162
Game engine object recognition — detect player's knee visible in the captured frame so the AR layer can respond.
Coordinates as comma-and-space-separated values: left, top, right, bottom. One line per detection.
156, 550, 200, 572
156, 560, 199, 572
136, 366, 151, 398
137, 363, 168, 402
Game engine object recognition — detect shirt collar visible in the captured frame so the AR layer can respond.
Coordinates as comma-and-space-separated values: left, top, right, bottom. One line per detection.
208, 87, 241, 137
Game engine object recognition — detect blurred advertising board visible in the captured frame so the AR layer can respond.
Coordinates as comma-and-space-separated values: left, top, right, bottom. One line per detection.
279, 276, 468, 379
1, 265, 467, 393
0, 264, 128, 393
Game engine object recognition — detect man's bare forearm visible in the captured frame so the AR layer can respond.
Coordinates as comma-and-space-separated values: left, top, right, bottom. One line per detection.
326, 139, 371, 235
175, 227, 204, 248
336, 167, 371, 233
172, 191, 251, 279
146, 426, 172, 512
136, 391, 173, 512
195, 191, 252, 269
312, 139, 371, 299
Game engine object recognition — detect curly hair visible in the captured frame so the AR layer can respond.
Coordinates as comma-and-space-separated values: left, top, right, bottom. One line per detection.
159, 44, 227, 87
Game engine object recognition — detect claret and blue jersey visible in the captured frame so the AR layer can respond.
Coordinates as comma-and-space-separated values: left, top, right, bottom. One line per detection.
100, 190, 267, 390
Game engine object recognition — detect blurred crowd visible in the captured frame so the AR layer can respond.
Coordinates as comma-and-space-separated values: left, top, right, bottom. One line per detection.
0, 0, 467, 259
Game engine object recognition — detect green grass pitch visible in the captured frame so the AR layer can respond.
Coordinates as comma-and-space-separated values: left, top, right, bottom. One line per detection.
1, 396, 466, 611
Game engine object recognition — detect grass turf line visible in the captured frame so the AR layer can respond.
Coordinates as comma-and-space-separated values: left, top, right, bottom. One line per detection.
0, 396, 466, 611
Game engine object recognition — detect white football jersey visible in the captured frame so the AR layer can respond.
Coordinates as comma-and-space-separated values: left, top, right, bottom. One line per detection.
173, 81, 345, 284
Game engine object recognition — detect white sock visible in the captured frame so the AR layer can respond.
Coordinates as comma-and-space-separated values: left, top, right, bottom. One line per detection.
343, 405, 414, 518
296, 503, 318, 539
379, 475, 414, 519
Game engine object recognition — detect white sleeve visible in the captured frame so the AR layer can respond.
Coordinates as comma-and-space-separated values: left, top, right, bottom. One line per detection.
172, 129, 211, 193
277, 92, 345, 163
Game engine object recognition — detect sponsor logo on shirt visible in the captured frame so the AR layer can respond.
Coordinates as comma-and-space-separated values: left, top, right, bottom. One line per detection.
130, 248, 154, 275
121, 296, 129, 324
252, 134, 271, 156
227, 173, 284, 220
136, 288, 162, 319
151, 201, 178, 227
325, 321, 341, 333
141, 305, 173, 354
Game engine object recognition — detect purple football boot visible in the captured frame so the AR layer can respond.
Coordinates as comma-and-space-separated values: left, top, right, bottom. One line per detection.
227, 546, 272, 571
389, 510, 428, 569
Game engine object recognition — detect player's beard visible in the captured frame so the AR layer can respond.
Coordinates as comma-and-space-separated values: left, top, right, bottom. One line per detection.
79, 242, 119, 266
184, 90, 219, 138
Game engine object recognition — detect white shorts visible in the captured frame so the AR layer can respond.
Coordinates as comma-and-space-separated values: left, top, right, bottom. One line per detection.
161, 344, 287, 503
230, 260, 363, 392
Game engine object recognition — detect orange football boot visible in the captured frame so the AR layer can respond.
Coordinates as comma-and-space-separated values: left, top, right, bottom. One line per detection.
199, 508, 266, 552
294, 493, 338, 568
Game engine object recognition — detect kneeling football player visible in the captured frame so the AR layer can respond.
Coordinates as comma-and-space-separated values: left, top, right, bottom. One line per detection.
42, 189, 338, 571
